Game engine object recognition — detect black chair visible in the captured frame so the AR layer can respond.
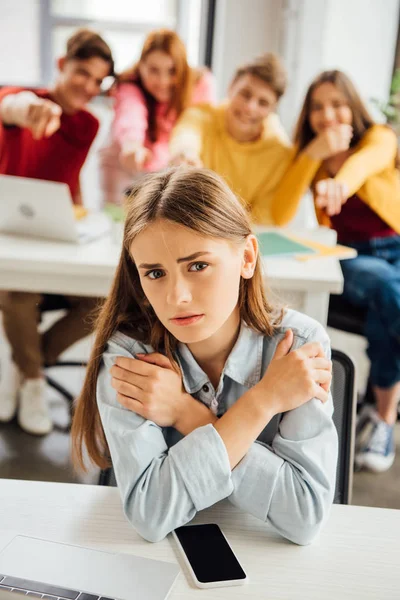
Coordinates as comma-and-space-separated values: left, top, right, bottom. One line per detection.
328, 294, 366, 337
99, 349, 357, 505
40, 294, 88, 431
331, 349, 356, 504
98, 465, 116, 486
328, 294, 374, 407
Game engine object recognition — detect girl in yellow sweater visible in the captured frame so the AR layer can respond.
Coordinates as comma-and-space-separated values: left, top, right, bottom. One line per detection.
272, 70, 400, 473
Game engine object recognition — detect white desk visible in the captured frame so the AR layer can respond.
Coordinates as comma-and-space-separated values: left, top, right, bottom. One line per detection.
0, 228, 347, 326
0, 479, 399, 600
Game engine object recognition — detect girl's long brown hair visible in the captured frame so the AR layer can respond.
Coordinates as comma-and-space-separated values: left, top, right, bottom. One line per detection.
294, 70, 374, 152
71, 167, 282, 470
117, 29, 197, 143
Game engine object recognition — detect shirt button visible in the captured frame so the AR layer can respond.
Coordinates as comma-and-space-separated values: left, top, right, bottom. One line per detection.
210, 399, 218, 415
202, 384, 209, 393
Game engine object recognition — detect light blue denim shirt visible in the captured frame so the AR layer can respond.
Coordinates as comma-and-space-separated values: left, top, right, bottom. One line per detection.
97, 309, 338, 545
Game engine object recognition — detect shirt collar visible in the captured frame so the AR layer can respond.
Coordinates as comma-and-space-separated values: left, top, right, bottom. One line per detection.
176, 322, 264, 394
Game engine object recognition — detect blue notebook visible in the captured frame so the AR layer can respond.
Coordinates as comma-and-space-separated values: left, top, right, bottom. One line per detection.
257, 232, 317, 257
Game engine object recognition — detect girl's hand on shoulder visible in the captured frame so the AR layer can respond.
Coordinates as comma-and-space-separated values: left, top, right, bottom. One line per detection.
305, 124, 353, 161
110, 353, 189, 427
315, 178, 349, 216
257, 329, 332, 415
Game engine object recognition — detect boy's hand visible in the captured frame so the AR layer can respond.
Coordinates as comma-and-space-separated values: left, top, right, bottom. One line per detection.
25, 97, 62, 139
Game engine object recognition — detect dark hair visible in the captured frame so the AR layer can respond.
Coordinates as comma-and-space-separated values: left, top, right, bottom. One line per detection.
71, 167, 283, 470
117, 29, 202, 143
66, 28, 114, 77
232, 53, 287, 99
294, 70, 374, 152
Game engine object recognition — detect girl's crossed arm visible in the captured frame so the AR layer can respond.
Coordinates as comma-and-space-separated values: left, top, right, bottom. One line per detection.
100, 322, 335, 545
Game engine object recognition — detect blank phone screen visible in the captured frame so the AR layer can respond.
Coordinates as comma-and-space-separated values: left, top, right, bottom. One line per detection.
174, 524, 246, 584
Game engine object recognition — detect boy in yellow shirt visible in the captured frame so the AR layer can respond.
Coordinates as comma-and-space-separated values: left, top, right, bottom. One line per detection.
169, 54, 290, 224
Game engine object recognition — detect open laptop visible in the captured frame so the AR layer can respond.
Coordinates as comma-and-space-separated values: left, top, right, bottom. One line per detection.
0, 175, 111, 244
0, 535, 180, 600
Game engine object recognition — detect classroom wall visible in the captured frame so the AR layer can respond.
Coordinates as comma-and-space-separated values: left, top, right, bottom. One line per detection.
211, 0, 282, 100
323, 0, 400, 109
212, 0, 400, 132
278, 0, 400, 132
278, 0, 330, 133
0, 0, 41, 86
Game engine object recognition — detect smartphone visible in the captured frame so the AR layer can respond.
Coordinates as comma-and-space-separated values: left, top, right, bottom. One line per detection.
172, 523, 248, 589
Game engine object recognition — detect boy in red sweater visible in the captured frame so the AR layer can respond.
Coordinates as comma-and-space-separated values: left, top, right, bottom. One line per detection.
0, 29, 114, 435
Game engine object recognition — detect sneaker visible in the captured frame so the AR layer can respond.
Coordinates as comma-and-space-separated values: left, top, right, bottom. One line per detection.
0, 357, 21, 422
18, 378, 53, 436
355, 409, 395, 472
355, 404, 374, 440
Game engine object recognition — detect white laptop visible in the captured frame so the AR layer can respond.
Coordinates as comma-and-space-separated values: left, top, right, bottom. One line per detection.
0, 535, 180, 600
0, 175, 111, 244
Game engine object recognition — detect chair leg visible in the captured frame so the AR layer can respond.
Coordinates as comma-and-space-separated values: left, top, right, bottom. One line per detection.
365, 377, 375, 406
44, 361, 88, 430
45, 374, 74, 403
44, 361, 88, 369
98, 468, 112, 486
44, 375, 74, 433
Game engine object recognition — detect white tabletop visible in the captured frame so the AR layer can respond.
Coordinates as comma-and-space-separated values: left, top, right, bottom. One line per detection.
0, 227, 345, 297
0, 233, 119, 297
0, 479, 399, 600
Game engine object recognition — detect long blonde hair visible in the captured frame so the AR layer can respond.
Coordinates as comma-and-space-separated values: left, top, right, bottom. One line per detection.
71, 168, 282, 470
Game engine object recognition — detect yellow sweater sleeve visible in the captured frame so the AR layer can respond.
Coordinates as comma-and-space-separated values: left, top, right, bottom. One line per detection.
335, 125, 398, 194
169, 105, 208, 160
270, 149, 321, 226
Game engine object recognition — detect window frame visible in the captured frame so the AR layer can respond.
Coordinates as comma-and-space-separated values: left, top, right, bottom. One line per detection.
38, 0, 215, 84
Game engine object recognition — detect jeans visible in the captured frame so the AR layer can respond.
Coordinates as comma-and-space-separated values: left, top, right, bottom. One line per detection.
340, 235, 400, 388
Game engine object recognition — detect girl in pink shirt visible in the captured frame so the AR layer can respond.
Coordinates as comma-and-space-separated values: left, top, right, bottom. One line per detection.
100, 29, 215, 204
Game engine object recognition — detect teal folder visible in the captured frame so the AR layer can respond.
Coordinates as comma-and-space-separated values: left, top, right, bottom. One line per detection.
257, 231, 317, 257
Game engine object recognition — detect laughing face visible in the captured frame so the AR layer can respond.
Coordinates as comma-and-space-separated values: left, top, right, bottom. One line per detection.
226, 73, 278, 139
55, 56, 111, 113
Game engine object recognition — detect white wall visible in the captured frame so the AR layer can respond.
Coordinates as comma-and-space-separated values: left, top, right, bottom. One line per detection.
211, 0, 282, 99
0, 0, 41, 86
278, 0, 330, 133
323, 0, 399, 109
279, 0, 400, 133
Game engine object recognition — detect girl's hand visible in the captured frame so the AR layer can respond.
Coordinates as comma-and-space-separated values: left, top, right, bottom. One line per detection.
315, 178, 350, 216
110, 353, 189, 427
305, 124, 353, 161
169, 152, 203, 168
119, 145, 152, 172
257, 329, 332, 415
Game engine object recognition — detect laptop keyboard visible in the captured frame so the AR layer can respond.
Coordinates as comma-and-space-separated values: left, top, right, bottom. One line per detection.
0, 575, 114, 600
